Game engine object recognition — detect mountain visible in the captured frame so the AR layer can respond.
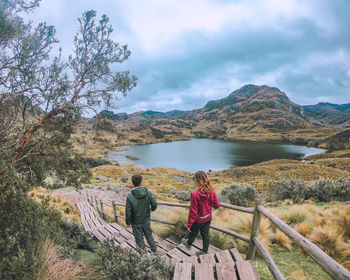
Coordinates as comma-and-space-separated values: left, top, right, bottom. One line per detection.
303, 103, 350, 128
105, 85, 313, 143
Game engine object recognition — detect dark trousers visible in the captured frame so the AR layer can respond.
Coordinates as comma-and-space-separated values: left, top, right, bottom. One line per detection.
132, 221, 157, 252
187, 219, 211, 253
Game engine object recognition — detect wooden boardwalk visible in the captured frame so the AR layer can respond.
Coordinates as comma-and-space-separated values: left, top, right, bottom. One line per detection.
76, 201, 260, 280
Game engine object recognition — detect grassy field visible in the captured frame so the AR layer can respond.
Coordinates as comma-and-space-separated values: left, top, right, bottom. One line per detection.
36, 127, 350, 279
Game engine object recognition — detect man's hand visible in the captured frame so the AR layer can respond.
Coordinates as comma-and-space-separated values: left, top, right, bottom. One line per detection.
127, 225, 132, 229
187, 226, 191, 232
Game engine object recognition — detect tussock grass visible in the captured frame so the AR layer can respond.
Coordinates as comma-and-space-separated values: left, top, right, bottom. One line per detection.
38, 240, 98, 280
29, 188, 80, 223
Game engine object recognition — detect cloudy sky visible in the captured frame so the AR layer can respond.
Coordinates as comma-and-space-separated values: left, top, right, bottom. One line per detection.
27, 0, 350, 113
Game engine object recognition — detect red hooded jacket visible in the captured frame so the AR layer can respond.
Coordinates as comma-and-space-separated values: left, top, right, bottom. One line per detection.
187, 189, 221, 228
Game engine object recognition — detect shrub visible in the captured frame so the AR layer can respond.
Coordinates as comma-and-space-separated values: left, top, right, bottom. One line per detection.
171, 220, 188, 240
334, 179, 350, 202
306, 178, 336, 202
98, 239, 173, 280
270, 178, 306, 203
218, 183, 256, 206
169, 189, 192, 201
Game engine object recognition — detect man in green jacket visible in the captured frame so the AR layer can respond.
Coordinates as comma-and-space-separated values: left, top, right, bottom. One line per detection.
126, 174, 157, 253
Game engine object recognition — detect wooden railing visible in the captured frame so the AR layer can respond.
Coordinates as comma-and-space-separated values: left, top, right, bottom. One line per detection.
86, 193, 350, 280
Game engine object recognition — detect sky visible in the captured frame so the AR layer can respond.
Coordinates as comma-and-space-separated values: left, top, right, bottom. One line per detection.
26, 0, 350, 114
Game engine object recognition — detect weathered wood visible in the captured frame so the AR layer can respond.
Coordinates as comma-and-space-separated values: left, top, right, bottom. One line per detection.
230, 248, 243, 262
168, 247, 190, 259
199, 253, 216, 266
216, 250, 234, 264
182, 256, 198, 266
195, 263, 214, 280
191, 239, 220, 253
236, 261, 260, 280
158, 239, 176, 251
173, 263, 192, 280
246, 198, 263, 260
216, 262, 237, 280
100, 200, 105, 219
177, 243, 200, 255
258, 205, 350, 280
253, 237, 284, 280
112, 200, 118, 224
210, 224, 250, 242
220, 202, 254, 214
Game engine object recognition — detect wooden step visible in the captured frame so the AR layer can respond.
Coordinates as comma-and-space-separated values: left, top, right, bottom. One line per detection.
173, 263, 192, 280
216, 262, 237, 280
236, 261, 260, 280
195, 263, 214, 280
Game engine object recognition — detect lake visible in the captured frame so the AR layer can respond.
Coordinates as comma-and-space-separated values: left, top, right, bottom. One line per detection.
109, 139, 325, 173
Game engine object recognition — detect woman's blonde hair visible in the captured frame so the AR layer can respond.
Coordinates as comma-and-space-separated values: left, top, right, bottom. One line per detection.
194, 171, 213, 193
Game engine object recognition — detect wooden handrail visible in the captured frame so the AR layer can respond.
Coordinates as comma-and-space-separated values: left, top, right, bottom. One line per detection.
102, 200, 254, 214
253, 237, 285, 280
257, 205, 350, 280
87, 193, 350, 280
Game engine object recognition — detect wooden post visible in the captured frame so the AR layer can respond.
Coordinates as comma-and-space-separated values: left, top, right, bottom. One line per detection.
100, 200, 105, 219
246, 197, 263, 260
86, 191, 89, 202
112, 200, 118, 223
95, 197, 98, 210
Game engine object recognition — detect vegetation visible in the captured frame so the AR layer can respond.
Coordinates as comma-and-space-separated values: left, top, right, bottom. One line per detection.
0, 0, 135, 278
98, 239, 173, 280
218, 182, 256, 206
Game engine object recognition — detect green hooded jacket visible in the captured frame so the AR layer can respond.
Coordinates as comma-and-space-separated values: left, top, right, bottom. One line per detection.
125, 186, 157, 225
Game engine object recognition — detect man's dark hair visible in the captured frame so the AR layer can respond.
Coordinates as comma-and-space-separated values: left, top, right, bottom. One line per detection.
131, 174, 142, 187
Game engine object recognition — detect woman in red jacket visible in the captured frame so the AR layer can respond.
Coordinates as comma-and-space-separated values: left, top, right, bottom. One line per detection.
182, 170, 221, 255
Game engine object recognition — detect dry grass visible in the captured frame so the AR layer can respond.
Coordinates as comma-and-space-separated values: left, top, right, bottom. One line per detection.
215, 159, 350, 193
309, 226, 343, 256
29, 188, 80, 223
294, 222, 311, 237
38, 240, 98, 280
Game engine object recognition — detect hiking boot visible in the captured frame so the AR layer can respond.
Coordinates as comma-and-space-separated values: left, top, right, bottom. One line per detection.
196, 250, 207, 256
181, 238, 191, 250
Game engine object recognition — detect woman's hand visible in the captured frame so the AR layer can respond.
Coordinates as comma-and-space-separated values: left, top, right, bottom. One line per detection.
187, 226, 191, 232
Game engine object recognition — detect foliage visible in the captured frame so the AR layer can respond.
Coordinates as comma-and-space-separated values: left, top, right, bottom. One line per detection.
169, 189, 192, 201
270, 178, 306, 203
218, 182, 256, 206
306, 178, 337, 202
0, 167, 95, 279
98, 239, 173, 280
0, 2, 134, 279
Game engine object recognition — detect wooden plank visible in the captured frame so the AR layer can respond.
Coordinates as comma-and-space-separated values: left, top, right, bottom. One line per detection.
111, 222, 126, 232
118, 228, 134, 240
87, 219, 96, 230
97, 226, 113, 239
167, 247, 190, 259
216, 262, 237, 280
173, 263, 192, 280
199, 253, 216, 266
104, 223, 119, 235
191, 239, 219, 253
230, 248, 243, 262
114, 233, 127, 244
91, 229, 106, 242
216, 250, 234, 264
236, 261, 260, 280
177, 243, 197, 256
158, 239, 176, 251
182, 256, 198, 266
195, 263, 214, 280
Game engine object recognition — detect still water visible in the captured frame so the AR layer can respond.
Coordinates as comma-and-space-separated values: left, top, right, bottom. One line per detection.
109, 139, 325, 173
